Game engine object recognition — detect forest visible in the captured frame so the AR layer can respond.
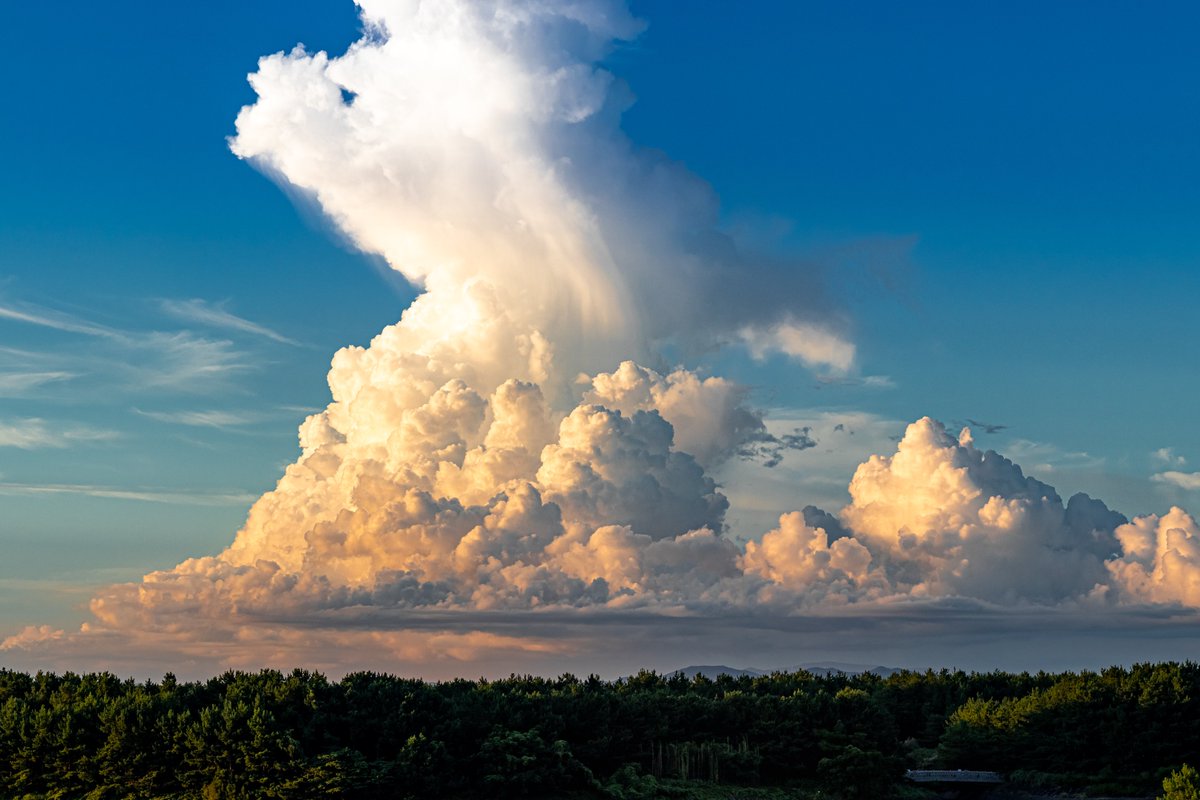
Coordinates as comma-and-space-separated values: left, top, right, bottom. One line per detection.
0, 661, 1197, 799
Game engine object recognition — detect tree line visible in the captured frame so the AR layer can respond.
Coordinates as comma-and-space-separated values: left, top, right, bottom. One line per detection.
0, 661, 1197, 798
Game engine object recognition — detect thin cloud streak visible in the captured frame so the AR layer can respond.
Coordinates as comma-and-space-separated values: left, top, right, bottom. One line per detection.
0, 302, 121, 339
1000, 438, 1104, 474
134, 408, 260, 429
0, 371, 76, 396
0, 481, 257, 507
160, 298, 300, 346
0, 299, 252, 391
129, 332, 251, 390
0, 419, 118, 449
813, 374, 895, 389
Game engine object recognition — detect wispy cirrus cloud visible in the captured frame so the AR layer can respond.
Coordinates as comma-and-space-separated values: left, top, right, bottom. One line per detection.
160, 298, 299, 346
0, 419, 118, 449
0, 371, 76, 396
999, 438, 1104, 474
0, 480, 257, 506
0, 345, 80, 397
129, 331, 250, 390
0, 298, 252, 392
814, 374, 895, 390
0, 301, 120, 339
134, 408, 261, 429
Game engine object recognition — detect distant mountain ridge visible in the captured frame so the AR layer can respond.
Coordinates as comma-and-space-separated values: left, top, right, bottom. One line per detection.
672, 662, 900, 679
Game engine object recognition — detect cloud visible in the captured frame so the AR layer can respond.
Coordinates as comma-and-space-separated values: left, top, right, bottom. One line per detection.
0, 301, 120, 339
26, 405, 1200, 676
0, 419, 118, 449
1153, 447, 1187, 467
739, 320, 855, 372
739, 511, 887, 604
965, 418, 1007, 434
995, 437, 1104, 474
716, 411, 906, 533
134, 408, 261, 429
0, 370, 75, 396
1107, 507, 1200, 605
0, 481, 257, 506
839, 418, 1131, 604
126, 331, 249, 390
13, 0, 1200, 678
537, 403, 727, 538
814, 374, 895, 390
0, 299, 251, 395
160, 298, 300, 346
737, 427, 817, 469
1, 625, 65, 651
1153, 471, 1200, 490
229, 0, 853, 371
583, 361, 787, 469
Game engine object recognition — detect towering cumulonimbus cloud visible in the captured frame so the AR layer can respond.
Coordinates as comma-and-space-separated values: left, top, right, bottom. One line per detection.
7, 0, 1200, 676
167, 0, 844, 614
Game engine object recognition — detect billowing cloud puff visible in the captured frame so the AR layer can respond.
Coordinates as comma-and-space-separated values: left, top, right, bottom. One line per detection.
740, 512, 888, 605
538, 404, 727, 537
584, 361, 811, 468
739, 320, 856, 372
1107, 507, 1200, 605
547, 525, 740, 604
585, 362, 763, 467
840, 418, 1121, 604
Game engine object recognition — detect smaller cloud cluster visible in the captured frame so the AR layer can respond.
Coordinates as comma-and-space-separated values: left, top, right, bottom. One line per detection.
839, 419, 1121, 605
1154, 472, 1200, 491
1153, 447, 1187, 467
1150, 447, 1200, 492
1108, 508, 1200, 605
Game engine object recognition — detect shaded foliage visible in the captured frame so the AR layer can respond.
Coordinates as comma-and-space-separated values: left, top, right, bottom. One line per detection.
0, 662, 1194, 797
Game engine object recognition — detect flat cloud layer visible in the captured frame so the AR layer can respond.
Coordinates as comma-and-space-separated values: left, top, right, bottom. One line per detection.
8, 0, 1200, 677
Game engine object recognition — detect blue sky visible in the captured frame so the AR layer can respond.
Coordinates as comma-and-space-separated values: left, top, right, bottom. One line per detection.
620, 0, 1200, 515
2, 0, 1199, 668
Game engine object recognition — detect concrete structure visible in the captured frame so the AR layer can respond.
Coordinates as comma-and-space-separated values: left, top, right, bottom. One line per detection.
906, 769, 1004, 784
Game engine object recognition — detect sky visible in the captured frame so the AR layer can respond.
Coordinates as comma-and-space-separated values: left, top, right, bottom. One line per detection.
1, 0, 1199, 678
